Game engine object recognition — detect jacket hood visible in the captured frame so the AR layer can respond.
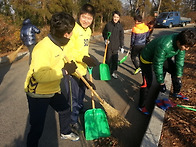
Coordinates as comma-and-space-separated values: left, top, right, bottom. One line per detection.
23, 19, 31, 25
135, 23, 147, 30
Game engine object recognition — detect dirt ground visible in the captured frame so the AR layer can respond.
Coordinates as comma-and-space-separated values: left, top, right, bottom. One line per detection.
158, 46, 196, 147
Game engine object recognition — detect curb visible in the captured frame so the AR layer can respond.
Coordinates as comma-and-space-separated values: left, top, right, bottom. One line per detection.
0, 51, 29, 64
141, 73, 172, 147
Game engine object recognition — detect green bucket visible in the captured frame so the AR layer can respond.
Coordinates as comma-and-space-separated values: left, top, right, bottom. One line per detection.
99, 64, 111, 80
84, 108, 110, 140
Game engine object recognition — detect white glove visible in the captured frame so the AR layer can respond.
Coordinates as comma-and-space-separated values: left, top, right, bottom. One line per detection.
120, 47, 124, 53
104, 39, 110, 45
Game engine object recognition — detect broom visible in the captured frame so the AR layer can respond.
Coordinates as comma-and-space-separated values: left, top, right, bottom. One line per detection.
7, 45, 24, 63
64, 56, 131, 128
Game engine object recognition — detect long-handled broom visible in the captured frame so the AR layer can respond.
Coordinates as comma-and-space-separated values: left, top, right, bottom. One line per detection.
7, 45, 24, 63
64, 56, 131, 128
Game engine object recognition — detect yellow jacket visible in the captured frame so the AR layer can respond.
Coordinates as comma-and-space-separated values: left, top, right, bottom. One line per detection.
24, 36, 66, 95
64, 22, 92, 78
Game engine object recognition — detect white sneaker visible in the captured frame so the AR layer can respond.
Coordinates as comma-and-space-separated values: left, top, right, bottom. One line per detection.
61, 132, 79, 141
112, 73, 118, 79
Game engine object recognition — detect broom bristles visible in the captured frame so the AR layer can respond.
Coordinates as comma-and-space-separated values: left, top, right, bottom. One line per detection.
8, 45, 23, 63
100, 101, 131, 128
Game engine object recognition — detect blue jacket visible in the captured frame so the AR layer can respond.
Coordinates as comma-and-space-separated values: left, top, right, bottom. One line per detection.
20, 19, 40, 46
131, 23, 149, 47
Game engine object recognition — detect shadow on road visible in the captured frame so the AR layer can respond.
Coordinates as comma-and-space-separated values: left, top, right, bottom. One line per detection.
0, 61, 12, 85
4, 107, 59, 147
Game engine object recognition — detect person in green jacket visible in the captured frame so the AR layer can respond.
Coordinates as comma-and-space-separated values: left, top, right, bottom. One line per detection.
138, 29, 196, 115
24, 12, 79, 147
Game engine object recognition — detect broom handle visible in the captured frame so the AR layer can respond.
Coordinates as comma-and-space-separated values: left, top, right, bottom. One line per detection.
126, 50, 130, 56
16, 45, 24, 52
89, 70, 95, 109
177, 104, 196, 111
64, 56, 105, 104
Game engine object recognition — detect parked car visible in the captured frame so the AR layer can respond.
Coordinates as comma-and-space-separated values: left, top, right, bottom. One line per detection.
155, 11, 191, 28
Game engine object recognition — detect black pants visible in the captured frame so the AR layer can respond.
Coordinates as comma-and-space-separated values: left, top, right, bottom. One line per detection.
26, 93, 71, 147
106, 53, 118, 74
131, 45, 145, 69
139, 58, 182, 107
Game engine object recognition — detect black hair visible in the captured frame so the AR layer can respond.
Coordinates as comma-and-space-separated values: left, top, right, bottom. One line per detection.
50, 12, 75, 38
112, 10, 121, 17
134, 15, 142, 22
177, 29, 196, 47
79, 4, 95, 17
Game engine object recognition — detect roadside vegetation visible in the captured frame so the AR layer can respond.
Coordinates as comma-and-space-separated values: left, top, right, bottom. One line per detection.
0, 0, 195, 54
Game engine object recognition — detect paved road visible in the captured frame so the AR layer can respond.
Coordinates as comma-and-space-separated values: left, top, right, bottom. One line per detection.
0, 24, 195, 147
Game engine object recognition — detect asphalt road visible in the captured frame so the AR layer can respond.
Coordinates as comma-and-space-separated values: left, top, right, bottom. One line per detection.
0, 24, 195, 147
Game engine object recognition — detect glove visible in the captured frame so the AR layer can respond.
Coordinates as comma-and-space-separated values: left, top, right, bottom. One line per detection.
159, 84, 166, 93
120, 47, 124, 53
82, 56, 98, 67
82, 76, 96, 90
64, 60, 77, 74
104, 39, 110, 45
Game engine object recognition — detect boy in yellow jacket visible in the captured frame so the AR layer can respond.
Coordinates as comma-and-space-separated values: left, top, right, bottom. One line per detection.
63, 4, 97, 131
24, 12, 79, 147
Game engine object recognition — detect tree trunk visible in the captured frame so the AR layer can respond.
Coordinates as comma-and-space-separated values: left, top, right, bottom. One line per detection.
157, 0, 162, 14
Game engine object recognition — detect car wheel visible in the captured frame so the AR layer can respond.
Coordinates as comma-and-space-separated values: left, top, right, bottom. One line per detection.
169, 23, 173, 28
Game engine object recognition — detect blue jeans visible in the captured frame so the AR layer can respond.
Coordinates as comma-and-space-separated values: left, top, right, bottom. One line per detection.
26, 93, 71, 147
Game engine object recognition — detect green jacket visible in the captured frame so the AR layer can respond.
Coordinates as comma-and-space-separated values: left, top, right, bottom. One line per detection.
141, 34, 185, 84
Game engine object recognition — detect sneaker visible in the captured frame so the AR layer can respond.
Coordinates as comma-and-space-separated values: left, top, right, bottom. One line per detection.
138, 106, 149, 115
112, 73, 118, 79
60, 132, 79, 141
172, 92, 189, 101
134, 67, 141, 75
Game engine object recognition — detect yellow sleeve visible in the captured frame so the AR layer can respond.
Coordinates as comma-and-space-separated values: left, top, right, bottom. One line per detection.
31, 39, 64, 83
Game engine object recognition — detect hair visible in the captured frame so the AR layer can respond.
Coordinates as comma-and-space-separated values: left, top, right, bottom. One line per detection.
79, 4, 95, 17
112, 10, 121, 17
177, 29, 196, 47
50, 12, 75, 38
134, 15, 142, 22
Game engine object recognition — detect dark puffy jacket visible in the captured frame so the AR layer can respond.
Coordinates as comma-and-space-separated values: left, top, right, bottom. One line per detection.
102, 20, 124, 54
20, 19, 40, 46
140, 34, 185, 84
131, 23, 149, 47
